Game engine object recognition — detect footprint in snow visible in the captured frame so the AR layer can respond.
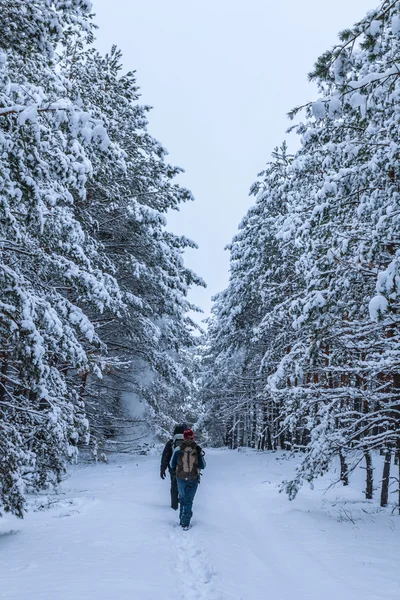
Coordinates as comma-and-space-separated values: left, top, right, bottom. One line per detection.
169, 524, 225, 600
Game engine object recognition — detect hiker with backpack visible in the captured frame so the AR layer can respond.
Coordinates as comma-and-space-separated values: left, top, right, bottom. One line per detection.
160, 423, 188, 510
170, 428, 206, 530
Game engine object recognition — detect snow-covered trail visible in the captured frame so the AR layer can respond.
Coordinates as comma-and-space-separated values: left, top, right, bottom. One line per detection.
0, 449, 398, 600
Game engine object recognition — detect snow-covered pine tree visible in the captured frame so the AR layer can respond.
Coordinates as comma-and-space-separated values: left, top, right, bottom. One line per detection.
60, 45, 205, 446
0, 1, 124, 516
201, 0, 400, 509
276, 0, 400, 503
1, 3, 203, 514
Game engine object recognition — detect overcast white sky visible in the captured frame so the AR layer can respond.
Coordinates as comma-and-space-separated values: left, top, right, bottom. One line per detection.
93, 0, 374, 325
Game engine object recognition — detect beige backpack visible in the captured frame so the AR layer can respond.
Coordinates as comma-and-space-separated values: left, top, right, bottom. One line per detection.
175, 441, 199, 481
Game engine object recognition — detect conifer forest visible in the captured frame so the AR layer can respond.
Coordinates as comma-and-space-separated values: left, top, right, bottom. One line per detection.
2, 0, 400, 532
201, 0, 400, 512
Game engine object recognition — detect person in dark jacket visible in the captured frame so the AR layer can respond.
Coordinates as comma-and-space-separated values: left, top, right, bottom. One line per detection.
160, 423, 188, 510
170, 428, 206, 530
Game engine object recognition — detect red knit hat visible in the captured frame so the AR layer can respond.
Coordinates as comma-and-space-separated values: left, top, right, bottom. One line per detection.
183, 429, 194, 440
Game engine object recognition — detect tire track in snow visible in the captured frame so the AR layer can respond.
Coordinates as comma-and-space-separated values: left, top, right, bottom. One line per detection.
169, 525, 226, 600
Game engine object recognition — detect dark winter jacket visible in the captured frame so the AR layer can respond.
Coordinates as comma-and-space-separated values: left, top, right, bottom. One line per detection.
161, 440, 173, 473
161, 434, 186, 473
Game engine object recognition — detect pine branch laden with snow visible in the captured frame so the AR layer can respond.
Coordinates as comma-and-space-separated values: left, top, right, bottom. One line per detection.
201, 1, 400, 509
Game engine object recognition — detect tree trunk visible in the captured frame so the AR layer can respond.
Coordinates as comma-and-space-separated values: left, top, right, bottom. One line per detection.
80, 370, 88, 397
339, 451, 349, 486
266, 426, 273, 451
364, 450, 373, 500
397, 443, 400, 515
380, 449, 392, 507
226, 417, 233, 448
252, 403, 257, 449
392, 371, 400, 514
0, 353, 8, 403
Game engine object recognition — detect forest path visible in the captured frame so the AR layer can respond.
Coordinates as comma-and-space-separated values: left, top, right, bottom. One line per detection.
0, 449, 398, 600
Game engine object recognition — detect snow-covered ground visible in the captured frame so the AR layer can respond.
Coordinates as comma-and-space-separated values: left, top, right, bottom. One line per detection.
0, 449, 399, 600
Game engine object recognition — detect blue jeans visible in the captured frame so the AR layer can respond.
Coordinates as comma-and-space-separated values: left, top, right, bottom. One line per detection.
177, 478, 198, 526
